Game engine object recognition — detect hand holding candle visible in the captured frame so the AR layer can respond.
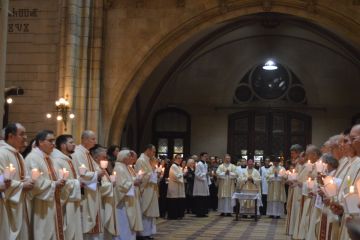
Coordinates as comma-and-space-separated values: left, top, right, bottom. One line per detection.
79, 164, 87, 175
307, 177, 314, 191
31, 168, 40, 181
100, 160, 108, 169
4, 163, 16, 179
110, 171, 116, 183
137, 169, 144, 180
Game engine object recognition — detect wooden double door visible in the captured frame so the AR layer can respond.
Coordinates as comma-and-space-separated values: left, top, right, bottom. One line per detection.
228, 111, 311, 161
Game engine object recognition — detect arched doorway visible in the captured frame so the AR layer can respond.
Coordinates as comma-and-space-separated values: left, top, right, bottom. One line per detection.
105, 2, 360, 145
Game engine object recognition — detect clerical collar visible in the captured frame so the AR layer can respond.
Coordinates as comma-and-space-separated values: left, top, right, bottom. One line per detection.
264, 166, 270, 169
174, 162, 180, 166
200, 160, 205, 164
241, 166, 246, 168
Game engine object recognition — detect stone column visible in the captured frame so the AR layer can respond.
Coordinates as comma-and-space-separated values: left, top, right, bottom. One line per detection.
0, 0, 9, 128
58, 0, 103, 139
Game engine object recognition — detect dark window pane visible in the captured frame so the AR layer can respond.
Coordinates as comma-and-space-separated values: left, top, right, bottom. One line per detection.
255, 115, 266, 132
273, 115, 285, 133
234, 118, 248, 132
291, 118, 305, 133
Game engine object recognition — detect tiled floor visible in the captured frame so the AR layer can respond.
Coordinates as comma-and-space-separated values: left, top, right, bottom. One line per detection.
156, 212, 292, 240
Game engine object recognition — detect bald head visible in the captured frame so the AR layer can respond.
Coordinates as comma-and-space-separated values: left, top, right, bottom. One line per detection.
350, 124, 360, 156
81, 130, 97, 150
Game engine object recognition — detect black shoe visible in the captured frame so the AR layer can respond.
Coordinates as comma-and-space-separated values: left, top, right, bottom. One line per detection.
275, 216, 281, 219
269, 215, 274, 218
226, 213, 232, 217
220, 213, 225, 216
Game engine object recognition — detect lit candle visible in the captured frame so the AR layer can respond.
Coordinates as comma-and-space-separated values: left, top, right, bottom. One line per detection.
307, 177, 314, 190
324, 179, 337, 197
79, 164, 87, 175
306, 160, 313, 171
344, 186, 360, 214
137, 169, 144, 180
100, 160, 108, 169
315, 160, 324, 173
110, 171, 116, 183
350, 185, 355, 194
31, 168, 40, 180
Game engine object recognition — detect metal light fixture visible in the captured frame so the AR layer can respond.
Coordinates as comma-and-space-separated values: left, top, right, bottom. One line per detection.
46, 96, 75, 131
263, 60, 278, 70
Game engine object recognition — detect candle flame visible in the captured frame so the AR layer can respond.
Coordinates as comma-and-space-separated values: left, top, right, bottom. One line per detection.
113, 171, 116, 176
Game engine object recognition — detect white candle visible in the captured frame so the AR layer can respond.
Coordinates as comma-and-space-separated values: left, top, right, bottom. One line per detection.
137, 169, 144, 180
315, 160, 324, 173
100, 160, 108, 169
79, 164, 87, 175
306, 160, 313, 171
31, 168, 40, 180
307, 177, 314, 190
324, 179, 337, 197
350, 185, 355, 194
344, 191, 360, 214
110, 171, 116, 183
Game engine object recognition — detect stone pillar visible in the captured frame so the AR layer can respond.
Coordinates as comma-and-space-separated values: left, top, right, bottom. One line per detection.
0, 0, 9, 128
58, 0, 103, 140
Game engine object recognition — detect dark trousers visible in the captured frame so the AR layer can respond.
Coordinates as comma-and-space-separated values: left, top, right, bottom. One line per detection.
185, 195, 195, 213
194, 196, 209, 217
167, 198, 185, 219
209, 184, 218, 211
260, 194, 267, 215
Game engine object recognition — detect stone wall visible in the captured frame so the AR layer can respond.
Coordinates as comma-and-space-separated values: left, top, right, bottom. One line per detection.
6, 0, 60, 137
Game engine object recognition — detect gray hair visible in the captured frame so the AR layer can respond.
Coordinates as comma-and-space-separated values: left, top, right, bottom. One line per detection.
290, 144, 303, 153
81, 130, 95, 140
306, 144, 322, 158
328, 134, 342, 147
92, 147, 106, 159
187, 158, 194, 167
117, 150, 131, 162
322, 153, 339, 169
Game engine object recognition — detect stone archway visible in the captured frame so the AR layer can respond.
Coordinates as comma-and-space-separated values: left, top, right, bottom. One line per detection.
105, 1, 360, 145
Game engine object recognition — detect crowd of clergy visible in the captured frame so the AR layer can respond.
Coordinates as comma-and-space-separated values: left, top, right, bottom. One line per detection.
1, 122, 360, 240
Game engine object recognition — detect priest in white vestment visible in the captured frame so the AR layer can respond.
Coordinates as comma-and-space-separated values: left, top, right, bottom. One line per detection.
25, 130, 66, 240
285, 144, 303, 236
135, 144, 160, 239
0, 123, 34, 240
90, 146, 117, 239
71, 130, 107, 240
266, 157, 286, 218
114, 150, 143, 240
52, 134, 83, 240
216, 154, 237, 216
167, 154, 186, 219
237, 158, 261, 215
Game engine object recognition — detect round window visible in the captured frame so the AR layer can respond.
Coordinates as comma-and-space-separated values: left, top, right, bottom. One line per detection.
250, 64, 290, 100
